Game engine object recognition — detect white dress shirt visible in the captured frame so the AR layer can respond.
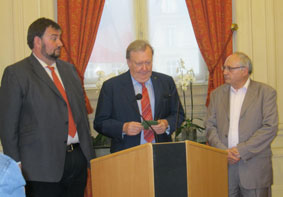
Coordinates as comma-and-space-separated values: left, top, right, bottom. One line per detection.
228, 78, 250, 148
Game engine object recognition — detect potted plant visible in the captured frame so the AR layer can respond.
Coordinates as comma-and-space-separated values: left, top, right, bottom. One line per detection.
174, 59, 205, 142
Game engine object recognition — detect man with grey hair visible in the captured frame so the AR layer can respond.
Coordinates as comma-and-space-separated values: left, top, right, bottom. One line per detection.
205, 52, 278, 197
94, 40, 185, 153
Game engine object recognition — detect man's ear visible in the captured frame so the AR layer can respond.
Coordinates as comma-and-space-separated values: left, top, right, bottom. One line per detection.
242, 67, 249, 76
34, 36, 42, 49
127, 59, 131, 67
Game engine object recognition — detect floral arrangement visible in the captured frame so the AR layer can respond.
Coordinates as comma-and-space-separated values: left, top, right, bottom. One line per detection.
175, 58, 204, 141
95, 71, 116, 90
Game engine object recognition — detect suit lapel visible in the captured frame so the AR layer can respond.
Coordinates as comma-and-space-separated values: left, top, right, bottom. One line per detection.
56, 61, 73, 99
151, 73, 161, 120
29, 55, 64, 101
120, 71, 141, 121
222, 84, 230, 121
240, 80, 256, 118
56, 61, 82, 123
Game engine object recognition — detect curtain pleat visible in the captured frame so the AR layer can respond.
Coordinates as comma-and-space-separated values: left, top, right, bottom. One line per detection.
57, 0, 105, 114
185, 0, 233, 106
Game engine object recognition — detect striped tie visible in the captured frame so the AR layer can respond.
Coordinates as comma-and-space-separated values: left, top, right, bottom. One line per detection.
47, 66, 77, 137
141, 83, 154, 142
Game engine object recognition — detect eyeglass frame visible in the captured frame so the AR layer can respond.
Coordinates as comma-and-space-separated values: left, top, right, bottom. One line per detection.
132, 60, 152, 67
222, 65, 247, 72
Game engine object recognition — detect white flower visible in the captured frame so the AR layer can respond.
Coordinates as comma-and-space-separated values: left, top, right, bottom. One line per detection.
95, 70, 116, 90
175, 58, 195, 90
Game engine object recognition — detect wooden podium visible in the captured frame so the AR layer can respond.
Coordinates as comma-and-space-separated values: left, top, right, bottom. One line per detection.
90, 141, 228, 197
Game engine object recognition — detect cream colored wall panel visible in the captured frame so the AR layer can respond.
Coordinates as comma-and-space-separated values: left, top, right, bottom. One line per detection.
12, 0, 27, 62
0, 0, 14, 78
233, 0, 253, 56
272, 160, 283, 197
134, 0, 148, 40
274, 0, 283, 126
22, 0, 43, 57
272, 132, 283, 197
250, 0, 268, 83
40, 0, 56, 20
264, 0, 277, 88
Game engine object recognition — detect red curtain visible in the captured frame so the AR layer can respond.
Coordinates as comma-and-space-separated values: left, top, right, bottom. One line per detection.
185, 0, 233, 106
57, 0, 105, 114
57, 1, 105, 196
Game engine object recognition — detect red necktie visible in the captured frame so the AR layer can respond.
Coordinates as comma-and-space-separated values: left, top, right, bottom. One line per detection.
47, 66, 77, 137
141, 83, 154, 142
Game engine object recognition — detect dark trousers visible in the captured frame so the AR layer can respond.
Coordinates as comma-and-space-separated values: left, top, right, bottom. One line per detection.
26, 145, 87, 197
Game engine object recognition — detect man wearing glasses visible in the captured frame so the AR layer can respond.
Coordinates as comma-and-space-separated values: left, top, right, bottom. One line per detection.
94, 40, 185, 153
205, 52, 278, 197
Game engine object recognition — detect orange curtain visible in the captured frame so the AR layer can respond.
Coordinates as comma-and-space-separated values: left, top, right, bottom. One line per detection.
57, 0, 105, 114
185, 0, 233, 106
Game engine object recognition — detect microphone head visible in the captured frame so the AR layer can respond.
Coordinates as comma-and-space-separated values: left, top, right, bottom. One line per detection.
135, 93, 142, 100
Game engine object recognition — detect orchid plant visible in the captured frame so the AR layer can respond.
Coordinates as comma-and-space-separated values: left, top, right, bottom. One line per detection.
95, 71, 116, 91
175, 58, 204, 141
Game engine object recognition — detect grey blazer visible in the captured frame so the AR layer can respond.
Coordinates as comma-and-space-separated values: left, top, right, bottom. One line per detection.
0, 54, 94, 182
205, 80, 278, 189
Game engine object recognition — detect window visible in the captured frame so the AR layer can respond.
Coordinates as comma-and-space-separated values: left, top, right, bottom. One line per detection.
84, 0, 208, 87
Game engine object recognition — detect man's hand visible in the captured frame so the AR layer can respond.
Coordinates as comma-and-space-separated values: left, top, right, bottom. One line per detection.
151, 119, 169, 134
123, 121, 143, 136
227, 147, 240, 164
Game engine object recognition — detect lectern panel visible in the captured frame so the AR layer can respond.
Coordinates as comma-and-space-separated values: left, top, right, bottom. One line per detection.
90, 141, 228, 197
153, 143, 188, 197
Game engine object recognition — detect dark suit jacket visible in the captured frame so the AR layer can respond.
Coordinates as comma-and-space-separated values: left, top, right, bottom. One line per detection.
93, 71, 185, 153
205, 80, 278, 189
0, 54, 94, 182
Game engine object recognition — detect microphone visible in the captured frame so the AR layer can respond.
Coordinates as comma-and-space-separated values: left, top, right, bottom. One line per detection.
135, 93, 159, 143
135, 93, 142, 100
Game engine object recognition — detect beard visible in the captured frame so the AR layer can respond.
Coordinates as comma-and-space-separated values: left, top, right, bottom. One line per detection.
41, 43, 61, 61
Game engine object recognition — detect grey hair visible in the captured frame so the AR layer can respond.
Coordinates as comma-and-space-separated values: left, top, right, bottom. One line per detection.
233, 52, 253, 74
126, 40, 154, 59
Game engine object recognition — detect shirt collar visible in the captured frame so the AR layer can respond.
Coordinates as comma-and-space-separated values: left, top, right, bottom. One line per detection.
231, 78, 250, 93
130, 75, 152, 86
32, 53, 56, 69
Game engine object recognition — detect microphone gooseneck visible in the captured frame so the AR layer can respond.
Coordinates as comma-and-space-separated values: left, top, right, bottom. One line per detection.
135, 93, 159, 143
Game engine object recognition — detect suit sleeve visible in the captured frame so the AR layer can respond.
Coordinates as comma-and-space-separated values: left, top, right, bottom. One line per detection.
93, 82, 124, 140
237, 89, 278, 161
0, 67, 23, 162
205, 91, 227, 150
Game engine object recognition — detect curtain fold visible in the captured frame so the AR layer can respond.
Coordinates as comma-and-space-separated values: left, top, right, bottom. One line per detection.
57, 1, 105, 196
57, 0, 105, 114
185, 0, 233, 106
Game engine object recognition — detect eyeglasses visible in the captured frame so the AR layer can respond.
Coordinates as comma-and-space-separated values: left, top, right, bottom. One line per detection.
222, 65, 246, 72
133, 61, 152, 67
